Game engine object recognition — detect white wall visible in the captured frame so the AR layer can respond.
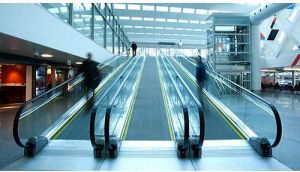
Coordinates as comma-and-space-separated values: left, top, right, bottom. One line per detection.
0, 4, 113, 63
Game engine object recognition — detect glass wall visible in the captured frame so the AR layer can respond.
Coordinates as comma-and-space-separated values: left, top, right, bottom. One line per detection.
41, 3, 129, 54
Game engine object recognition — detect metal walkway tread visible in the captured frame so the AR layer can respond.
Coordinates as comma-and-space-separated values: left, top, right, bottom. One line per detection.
3, 140, 290, 171
126, 56, 170, 140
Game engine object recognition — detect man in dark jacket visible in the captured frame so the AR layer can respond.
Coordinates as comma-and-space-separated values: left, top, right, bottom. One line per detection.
131, 41, 137, 57
80, 53, 100, 106
196, 56, 207, 109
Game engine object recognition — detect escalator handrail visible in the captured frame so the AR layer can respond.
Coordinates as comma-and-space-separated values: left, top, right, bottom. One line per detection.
165, 56, 205, 147
90, 57, 136, 148
13, 53, 123, 148
103, 57, 139, 146
177, 53, 282, 148
160, 55, 190, 143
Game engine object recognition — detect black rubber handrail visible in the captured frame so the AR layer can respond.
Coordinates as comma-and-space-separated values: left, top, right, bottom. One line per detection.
160, 56, 190, 145
177, 54, 281, 148
164, 56, 205, 148
90, 57, 136, 149
13, 52, 124, 148
103, 57, 139, 147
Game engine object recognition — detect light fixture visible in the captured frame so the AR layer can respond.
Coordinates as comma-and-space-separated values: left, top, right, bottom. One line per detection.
41, 54, 53, 58
76, 62, 83, 65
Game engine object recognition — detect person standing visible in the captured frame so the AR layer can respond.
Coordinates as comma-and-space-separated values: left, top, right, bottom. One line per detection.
131, 41, 137, 57
196, 56, 207, 109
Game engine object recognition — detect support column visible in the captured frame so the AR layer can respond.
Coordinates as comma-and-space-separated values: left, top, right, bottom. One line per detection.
292, 71, 295, 86
251, 24, 262, 91
25, 65, 32, 101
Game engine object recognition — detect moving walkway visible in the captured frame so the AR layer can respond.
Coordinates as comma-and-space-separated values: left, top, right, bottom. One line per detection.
4, 54, 289, 171
13, 52, 131, 156
170, 51, 282, 157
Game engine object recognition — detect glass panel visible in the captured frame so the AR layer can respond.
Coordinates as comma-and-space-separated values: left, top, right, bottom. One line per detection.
73, 3, 92, 38
94, 8, 104, 46
41, 3, 69, 24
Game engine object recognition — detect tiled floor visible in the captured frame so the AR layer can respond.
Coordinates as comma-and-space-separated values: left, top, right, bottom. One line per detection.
257, 91, 300, 170
0, 107, 23, 169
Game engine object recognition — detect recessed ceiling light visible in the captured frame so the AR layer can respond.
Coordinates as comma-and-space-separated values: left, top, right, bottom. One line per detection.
41, 54, 53, 58
76, 62, 83, 65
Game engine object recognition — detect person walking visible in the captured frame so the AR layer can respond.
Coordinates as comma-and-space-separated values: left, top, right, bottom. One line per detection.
196, 56, 207, 109
131, 41, 137, 57
80, 52, 101, 108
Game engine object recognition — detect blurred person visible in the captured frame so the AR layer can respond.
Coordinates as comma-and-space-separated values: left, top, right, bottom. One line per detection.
79, 52, 101, 108
196, 55, 207, 109
131, 41, 137, 57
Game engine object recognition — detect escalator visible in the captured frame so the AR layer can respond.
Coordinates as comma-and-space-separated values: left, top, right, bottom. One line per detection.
171, 51, 282, 157
12, 52, 131, 156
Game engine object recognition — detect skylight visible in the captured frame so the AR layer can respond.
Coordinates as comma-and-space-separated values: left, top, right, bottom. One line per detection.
190, 20, 199, 24
156, 6, 169, 12
288, 7, 298, 22
183, 8, 194, 14
49, 8, 59, 14
123, 25, 133, 28
155, 27, 164, 30
185, 28, 193, 31
196, 9, 208, 15
119, 16, 130, 20
170, 7, 181, 13
145, 26, 154, 29
60, 7, 67, 13
175, 28, 184, 30
277, 31, 285, 44
200, 21, 206, 24
194, 29, 203, 32
127, 4, 141, 10
114, 4, 126, 10
178, 19, 188, 23
167, 19, 177, 23
156, 18, 166, 22
165, 27, 174, 30
144, 17, 154, 21
143, 5, 154, 11
132, 17, 142, 21
135, 26, 143, 29
292, 45, 299, 50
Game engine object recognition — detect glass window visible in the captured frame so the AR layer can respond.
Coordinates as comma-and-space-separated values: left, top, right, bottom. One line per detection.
73, 3, 92, 38
41, 3, 69, 23
106, 25, 113, 53
114, 33, 119, 54
94, 8, 104, 46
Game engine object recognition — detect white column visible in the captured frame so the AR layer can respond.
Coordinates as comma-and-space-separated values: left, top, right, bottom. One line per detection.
251, 24, 262, 91
25, 65, 32, 101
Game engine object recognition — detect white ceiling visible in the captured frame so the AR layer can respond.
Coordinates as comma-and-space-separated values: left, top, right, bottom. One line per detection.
112, 3, 260, 47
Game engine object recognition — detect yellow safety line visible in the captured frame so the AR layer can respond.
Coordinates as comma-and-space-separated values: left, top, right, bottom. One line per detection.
122, 57, 146, 140
156, 57, 174, 141
51, 59, 130, 140
172, 58, 246, 140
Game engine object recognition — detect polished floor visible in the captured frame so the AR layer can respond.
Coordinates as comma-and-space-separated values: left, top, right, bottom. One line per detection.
0, 107, 22, 169
257, 91, 300, 170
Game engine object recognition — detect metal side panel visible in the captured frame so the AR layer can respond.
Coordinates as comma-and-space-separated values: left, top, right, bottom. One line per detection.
99, 141, 195, 171
3, 140, 103, 171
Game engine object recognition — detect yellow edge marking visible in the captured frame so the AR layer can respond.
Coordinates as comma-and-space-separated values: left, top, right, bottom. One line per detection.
122, 57, 146, 140
172, 58, 246, 140
156, 57, 174, 141
51, 59, 131, 140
